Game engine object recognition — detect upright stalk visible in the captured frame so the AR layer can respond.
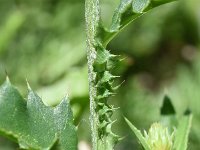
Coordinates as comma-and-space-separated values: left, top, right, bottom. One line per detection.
85, 0, 100, 149
85, 0, 119, 149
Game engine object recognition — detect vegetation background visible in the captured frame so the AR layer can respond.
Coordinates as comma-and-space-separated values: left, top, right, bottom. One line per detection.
0, 0, 199, 149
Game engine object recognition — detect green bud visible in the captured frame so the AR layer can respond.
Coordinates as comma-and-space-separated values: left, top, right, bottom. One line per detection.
144, 123, 174, 150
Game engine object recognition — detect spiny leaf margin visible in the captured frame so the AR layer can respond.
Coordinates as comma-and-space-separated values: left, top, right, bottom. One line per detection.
0, 78, 77, 150
93, 42, 121, 150
99, 0, 178, 46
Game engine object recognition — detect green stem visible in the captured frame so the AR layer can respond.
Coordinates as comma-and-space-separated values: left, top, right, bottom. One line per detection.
85, 0, 100, 149
85, 0, 119, 149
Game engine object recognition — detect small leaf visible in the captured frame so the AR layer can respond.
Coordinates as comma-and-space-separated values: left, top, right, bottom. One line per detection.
0, 80, 77, 149
125, 118, 151, 150
101, 0, 178, 45
161, 95, 176, 115
173, 113, 192, 150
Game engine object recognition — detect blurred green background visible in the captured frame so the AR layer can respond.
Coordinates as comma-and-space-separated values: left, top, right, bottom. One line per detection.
0, 0, 200, 149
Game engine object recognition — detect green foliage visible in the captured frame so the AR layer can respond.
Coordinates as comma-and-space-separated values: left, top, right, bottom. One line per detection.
0, 78, 77, 149
100, 0, 177, 46
173, 113, 193, 150
0, 0, 199, 149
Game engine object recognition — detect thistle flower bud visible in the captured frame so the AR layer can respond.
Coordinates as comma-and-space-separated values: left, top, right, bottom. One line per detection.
144, 123, 174, 150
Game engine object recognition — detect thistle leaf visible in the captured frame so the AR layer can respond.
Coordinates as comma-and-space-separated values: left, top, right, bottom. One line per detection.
173, 113, 192, 150
101, 0, 178, 45
125, 118, 151, 150
0, 79, 77, 149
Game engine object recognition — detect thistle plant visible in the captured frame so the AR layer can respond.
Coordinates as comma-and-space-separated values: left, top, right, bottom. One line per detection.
0, 0, 194, 150
85, 0, 178, 149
